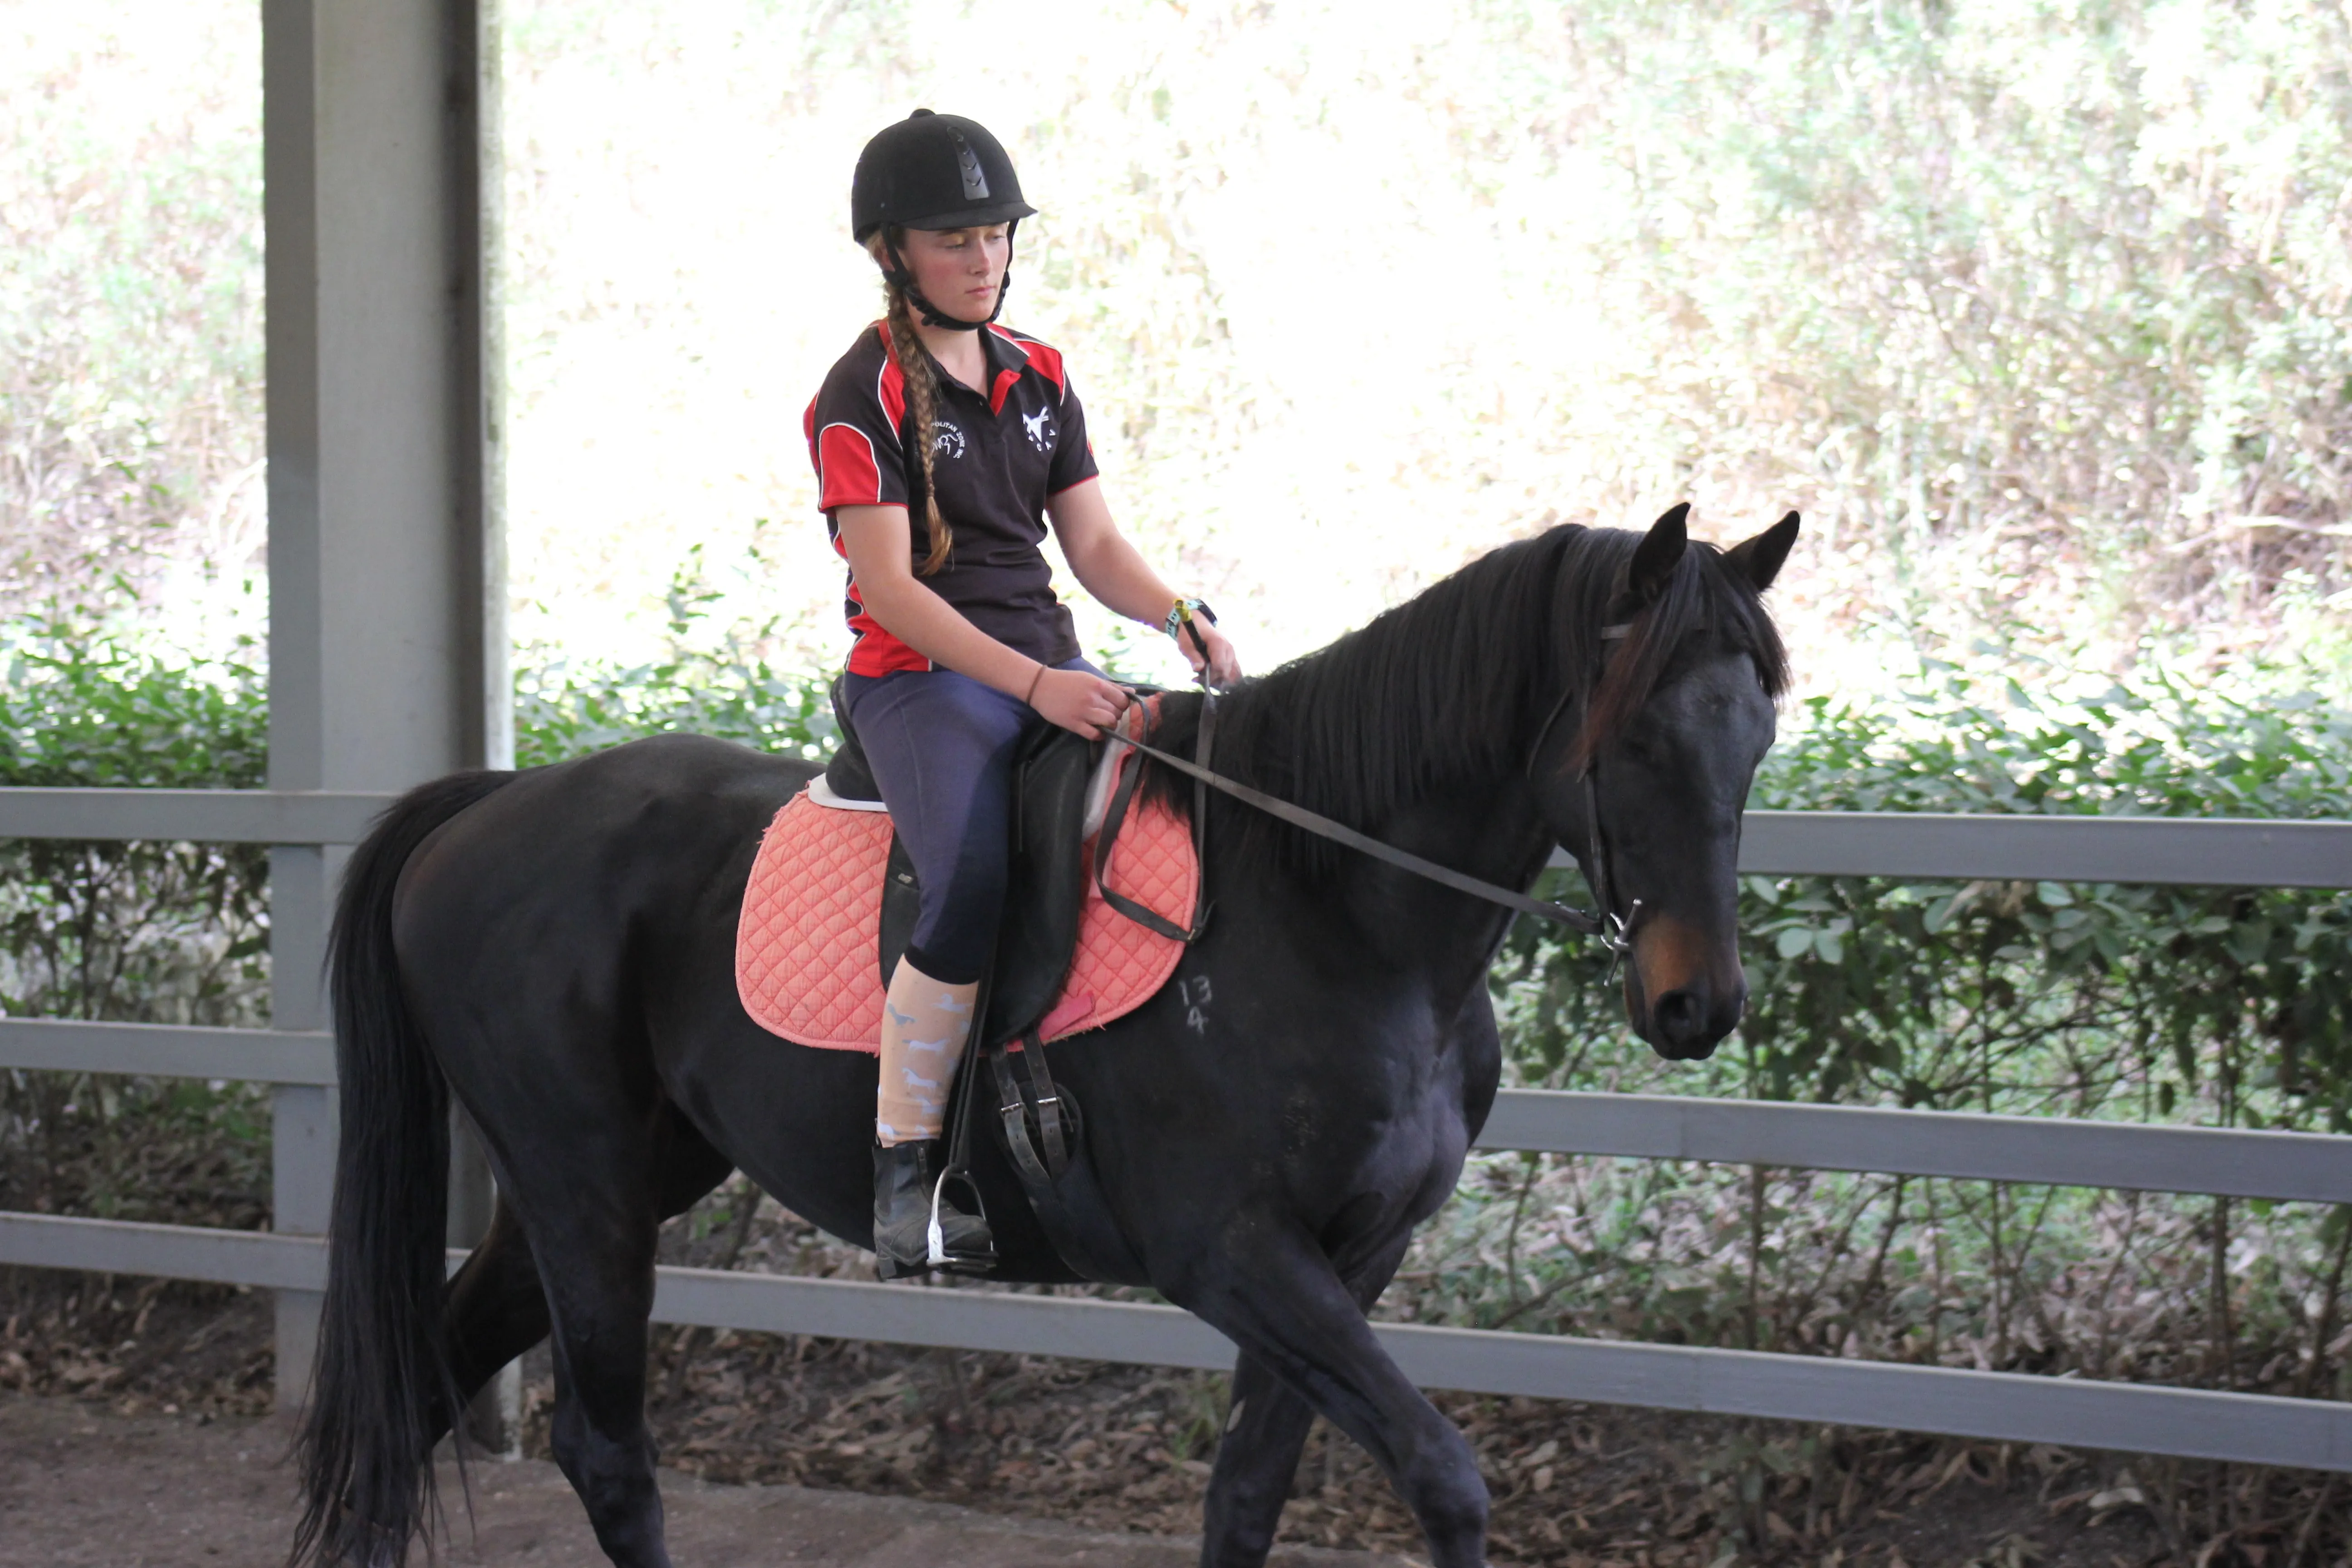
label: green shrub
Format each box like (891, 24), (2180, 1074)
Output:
(0, 623), (269, 1025)
(0, 624), (270, 1225)
(512, 549), (838, 767)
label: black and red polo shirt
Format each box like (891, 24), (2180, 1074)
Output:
(804, 321), (1098, 676)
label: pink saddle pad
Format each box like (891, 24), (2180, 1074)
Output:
(734, 765), (1196, 1052)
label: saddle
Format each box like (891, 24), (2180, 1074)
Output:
(734, 685), (1200, 1285)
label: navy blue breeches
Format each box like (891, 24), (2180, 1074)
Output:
(839, 658), (1100, 985)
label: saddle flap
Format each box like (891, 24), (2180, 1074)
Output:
(982, 724), (1096, 1043)
(877, 832), (922, 986)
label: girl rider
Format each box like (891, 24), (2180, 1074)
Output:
(805, 110), (1242, 1276)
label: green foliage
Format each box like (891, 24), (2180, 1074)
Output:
(1434, 650), (2352, 1397)
(1497, 658), (2352, 1130)
(512, 549), (838, 767)
(0, 623), (271, 1225)
(514, 652), (837, 768)
(0, 623), (269, 1024)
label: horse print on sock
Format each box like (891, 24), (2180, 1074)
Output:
(292, 505), (1798, 1568)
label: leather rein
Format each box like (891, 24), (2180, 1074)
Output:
(1096, 621), (1641, 954)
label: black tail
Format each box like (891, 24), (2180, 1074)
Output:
(291, 769), (516, 1568)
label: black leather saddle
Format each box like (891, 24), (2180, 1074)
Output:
(824, 680), (1152, 1287)
(823, 682), (1096, 1054)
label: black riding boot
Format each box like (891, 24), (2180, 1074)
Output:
(873, 1138), (993, 1277)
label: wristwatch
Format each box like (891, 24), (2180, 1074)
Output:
(1162, 597), (1216, 640)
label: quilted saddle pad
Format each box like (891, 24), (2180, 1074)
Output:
(734, 764), (1197, 1052)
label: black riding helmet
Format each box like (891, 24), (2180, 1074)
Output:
(852, 109), (1036, 331)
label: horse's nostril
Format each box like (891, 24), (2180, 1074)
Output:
(1656, 989), (1704, 1038)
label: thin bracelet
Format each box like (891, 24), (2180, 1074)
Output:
(1162, 596), (1215, 640)
(1022, 662), (1048, 706)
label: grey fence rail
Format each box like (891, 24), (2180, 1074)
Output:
(4, 787), (2350, 885)
(3, 786), (2351, 1473)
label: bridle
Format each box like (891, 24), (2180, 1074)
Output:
(1521, 620), (1642, 956)
(1097, 619), (1644, 956)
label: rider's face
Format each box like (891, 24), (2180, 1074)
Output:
(895, 225), (1010, 323)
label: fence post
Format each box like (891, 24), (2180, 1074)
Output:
(263, 0), (501, 1411)
(270, 845), (337, 1411)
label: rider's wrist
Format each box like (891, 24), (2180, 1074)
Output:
(1021, 661), (1047, 706)
(1162, 596), (1215, 640)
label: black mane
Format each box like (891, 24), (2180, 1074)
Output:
(1142, 522), (1788, 878)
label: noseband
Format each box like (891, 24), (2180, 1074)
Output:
(1100, 620), (1640, 953)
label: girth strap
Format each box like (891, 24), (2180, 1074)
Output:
(989, 1029), (1070, 1186)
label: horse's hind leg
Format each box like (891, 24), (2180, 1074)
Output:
(456, 1103), (728, 1568)
(530, 1212), (669, 1566)
(1178, 1229), (1487, 1568)
(443, 1115), (731, 1422)
(1199, 1233), (1416, 1568)
(444, 1197), (551, 1422)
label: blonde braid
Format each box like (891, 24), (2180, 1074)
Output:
(872, 235), (953, 577)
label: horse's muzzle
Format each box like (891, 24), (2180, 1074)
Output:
(1622, 916), (1746, 1060)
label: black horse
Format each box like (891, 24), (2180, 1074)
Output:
(293, 505), (1796, 1568)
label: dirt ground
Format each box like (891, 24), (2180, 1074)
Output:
(0, 1393), (1411, 1567)
(1, 1269), (2341, 1567)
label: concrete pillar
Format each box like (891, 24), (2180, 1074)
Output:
(265, 0), (506, 1413)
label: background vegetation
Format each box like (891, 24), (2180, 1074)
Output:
(10, 0), (2350, 676)
(484, 0), (2352, 679)
(0, 6), (264, 644)
(6, 0), (2352, 1560)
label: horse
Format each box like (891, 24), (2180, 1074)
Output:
(292, 504), (1797, 1568)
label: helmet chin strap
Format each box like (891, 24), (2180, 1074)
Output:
(885, 223), (1016, 332)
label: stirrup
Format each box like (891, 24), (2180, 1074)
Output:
(926, 1167), (995, 1272)
(874, 1143), (993, 1280)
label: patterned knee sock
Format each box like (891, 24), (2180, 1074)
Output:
(875, 956), (979, 1147)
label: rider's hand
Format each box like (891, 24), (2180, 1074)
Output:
(1179, 619), (1243, 689)
(1028, 666), (1132, 739)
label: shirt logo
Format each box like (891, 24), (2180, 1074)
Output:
(931, 420), (966, 459)
(1021, 407), (1054, 453)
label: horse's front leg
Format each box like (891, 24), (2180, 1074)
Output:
(1177, 1225), (1487, 1568)
(1200, 1229), (1415, 1567)
(1200, 1350), (1318, 1567)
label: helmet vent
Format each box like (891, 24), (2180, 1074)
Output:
(953, 134), (991, 201)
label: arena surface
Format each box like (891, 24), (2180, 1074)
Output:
(0, 1394), (1409, 1568)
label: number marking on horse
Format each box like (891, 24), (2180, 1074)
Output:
(1177, 975), (1213, 1034)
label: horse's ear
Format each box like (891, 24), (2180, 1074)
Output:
(1625, 502), (1690, 609)
(1725, 510), (1800, 593)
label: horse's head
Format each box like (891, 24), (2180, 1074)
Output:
(1531, 505), (1798, 1060)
